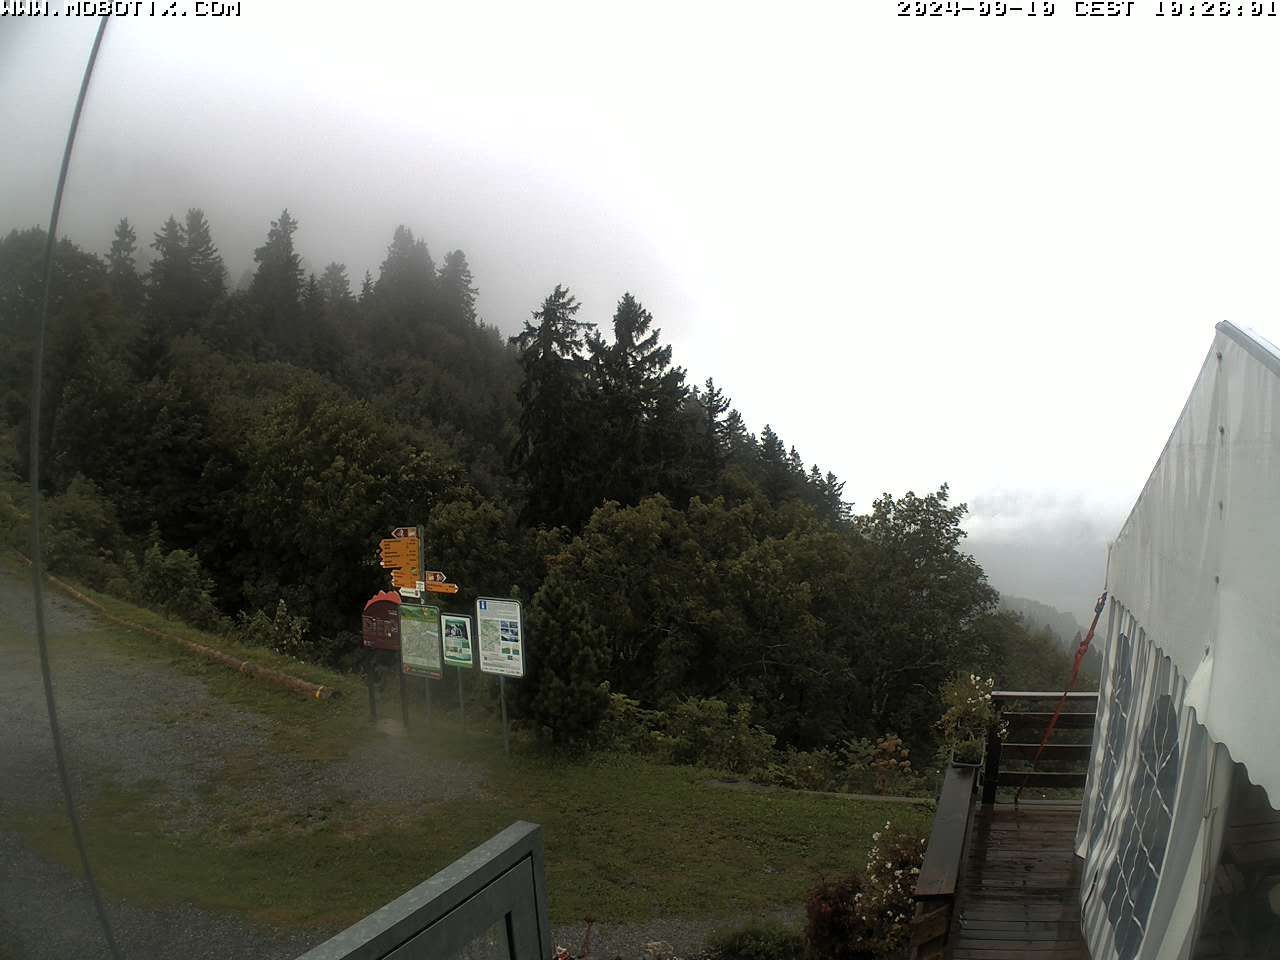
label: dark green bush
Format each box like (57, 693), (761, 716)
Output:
(42, 476), (131, 587)
(135, 539), (224, 629)
(235, 599), (310, 658)
(519, 570), (612, 746)
(708, 924), (807, 960)
(595, 692), (669, 755)
(804, 822), (926, 960)
(765, 746), (844, 791)
(805, 875), (875, 960)
(665, 697), (776, 774)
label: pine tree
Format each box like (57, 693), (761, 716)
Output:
(586, 292), (688, 506)
(319, 262), (351, 305)
(519, 569), (611, 745)
(302, 273), (323, 323)
(107, 217), (144, 314)
(183, 208), (225, 314)
(375, 225), (435, 309)
(510, 285), (595, 527)
(758, 424), (795, 503)
(147, 214), (188, 320)
(438, 249), (477, 327)
(250, 209), (304, 341)
(359, 270), (374, 303)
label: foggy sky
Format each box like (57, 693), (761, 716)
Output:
(6, 6), (1279, 626)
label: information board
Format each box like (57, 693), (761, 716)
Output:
(476, 598), (524, 678)
(441, 613), (474, 668)
(400, 602), (443, 679)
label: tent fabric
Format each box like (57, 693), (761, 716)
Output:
(1104, 322), (1280, 802)
(1075, 602), (1231, 960)
(1077, 322), (1279, 960)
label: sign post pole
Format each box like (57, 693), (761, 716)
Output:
(399, 667), (409, 730)
(366, 655), (378, 724)
(424, 675), (432, 725)
(499, 676), (509, 756)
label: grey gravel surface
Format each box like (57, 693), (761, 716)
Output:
(0, 570), (478, 959)
(551, 908), (804, 960)
(0, 832), (320, 960)
(0, 568), (790, 960)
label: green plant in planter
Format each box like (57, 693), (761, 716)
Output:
(950, 735), (985, 766)
(937, 673), (1004, 767)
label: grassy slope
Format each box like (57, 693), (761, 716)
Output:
(2, 553), (931, 932)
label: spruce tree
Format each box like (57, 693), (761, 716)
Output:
(107, 217), (144, 314)
(438, 249), (477, 327)
(519, 569), (611, 745)
(375, 225), (435, 309)
(250, 209), (304, 341)
(510, 285), (594, 527)
(184, 207), (225, 314)
(147, 214), (188, 320)
(586, 292), (688, 506)
(319, 262), (352, 305)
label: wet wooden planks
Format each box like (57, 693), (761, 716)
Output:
(949, 802), (1088, 960)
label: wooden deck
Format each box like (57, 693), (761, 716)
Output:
(949, 801), (1087, 959)
(910, 692), (1097, 960)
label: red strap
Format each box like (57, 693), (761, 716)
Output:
(1012, 590), (1108, 804)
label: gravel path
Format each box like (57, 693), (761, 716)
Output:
(0, 832), (316, 960)
(0, 569), (483, 959)
(0, 568), (788, 960)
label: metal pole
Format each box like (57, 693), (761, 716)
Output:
(499, 675), (510, 756)
(425, 675), (432, 724)
(457, 667), (466, 728)
(399, 667), (409, 730)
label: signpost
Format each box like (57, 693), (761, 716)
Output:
(361, 591), (403, 724)
(442, 613), (474, 726)
(401, 603), (444, 679)
(401, 601), (443, 724)
(477, 598), (524, 755)
(366, 525), (518, 748)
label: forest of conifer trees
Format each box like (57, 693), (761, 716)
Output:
(0, 209), (1074, 752)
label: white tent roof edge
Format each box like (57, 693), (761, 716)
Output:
(1107, 320), (1280, 807)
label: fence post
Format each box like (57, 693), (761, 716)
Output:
(982, 705), (1002, 805)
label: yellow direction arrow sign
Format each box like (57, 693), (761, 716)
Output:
(424, 582), (459, 595)
(390, 527), (417, 539)
(380, 539), (418, 568)
(390, 569), (419, 588)
(424, 570), (447, 583)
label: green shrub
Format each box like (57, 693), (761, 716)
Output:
(804, 821), (925, 959)
(134, 534), (224, 629)
(937, 673), (1004, 765)
(868, 734), (912, 793)
(41, 476), (129, 585)
(519, 570), (612, 747)
(236, 600), (310, 658)
(708, 923), (807, 960)
(595, 692), (669, 755)
(857, 821), (926, 956)
(766, 746), (844, 791)
(805, 875), (875, 960)
(665, 697), (775, 774)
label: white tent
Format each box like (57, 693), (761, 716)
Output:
(1075, 321), (1280, 960)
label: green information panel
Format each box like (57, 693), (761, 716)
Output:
(401, 602), (443, 679)
(442, 613), (474, 668)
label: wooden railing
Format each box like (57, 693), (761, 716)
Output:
(909, 764), (978, 960)
(908, 690), (1098, 959)
(981, 690), (1097, 804)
